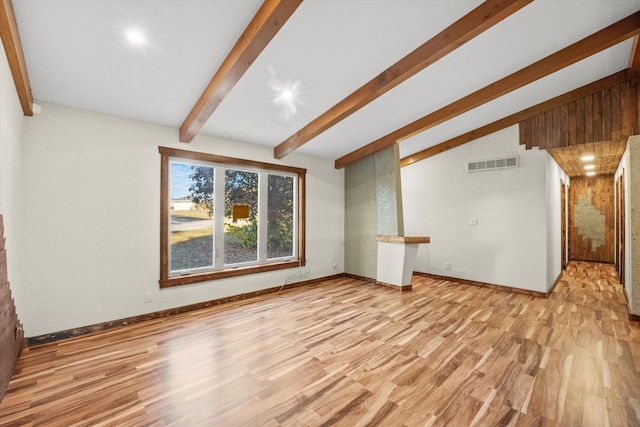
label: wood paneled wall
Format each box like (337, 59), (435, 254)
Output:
(569, 176), (615, 263)
(0, 215), (23, 402)
(519, 79), (640, 151)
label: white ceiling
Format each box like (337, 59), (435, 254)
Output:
(11, 0), (640, 164)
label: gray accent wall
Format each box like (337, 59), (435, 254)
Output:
(345, 155), (378, 280)
(345, 146), (404, 280)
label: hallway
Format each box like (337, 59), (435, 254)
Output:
(529, 261), (640, 426)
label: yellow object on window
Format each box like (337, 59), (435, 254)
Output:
(232, 204), (250, 220)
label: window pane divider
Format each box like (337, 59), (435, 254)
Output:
(258, 173), (268, 263)
(213, 167), (225, 269)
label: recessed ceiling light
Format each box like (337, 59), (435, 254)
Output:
(581, 154), (595, 162)
(584, 164), (595, 170)
(125, 29), (146, 45)
(586, 171), (596, 177)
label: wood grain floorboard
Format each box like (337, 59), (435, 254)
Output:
(1, 261), (640, 426)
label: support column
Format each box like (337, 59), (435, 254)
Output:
(374, 146), (429, 290)
(375, 145), (404, 236)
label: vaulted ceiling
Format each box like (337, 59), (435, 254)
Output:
(4, 0), (640, 175)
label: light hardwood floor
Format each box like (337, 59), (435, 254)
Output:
(1, 262), (639, 426)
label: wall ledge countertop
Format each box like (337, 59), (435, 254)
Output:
(375, 235), (430, 244)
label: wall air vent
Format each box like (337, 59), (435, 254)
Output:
(467, 155), (518, 173)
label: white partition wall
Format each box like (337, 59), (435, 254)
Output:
(402, 126), (566, 293)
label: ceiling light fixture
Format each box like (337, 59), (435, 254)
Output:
(584, 164), (595, 170)
(279, 88), (294, 103)
(125, 29), (146, 45)
(581, 154), (595, 162)
(272, 81), (301, 121)
(586, 171), (596, 177)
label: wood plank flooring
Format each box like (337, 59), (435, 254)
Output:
(1, 262), (640, 426)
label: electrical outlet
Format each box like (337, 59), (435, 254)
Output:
(332, 262), (338, 269)
(145, 291), (153, 303)
(445, 262), (452, 270)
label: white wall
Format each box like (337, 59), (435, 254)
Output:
(0, 40), (26, 313)
(20, 103), (344, 336)
(545, 154), (569, 290)
(402, 125), (561, 293)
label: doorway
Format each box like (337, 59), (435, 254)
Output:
(561, 180), (568, 270)
(616, 170), (625, 284)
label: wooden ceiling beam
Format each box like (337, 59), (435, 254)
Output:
(399, 70), (629, 167)
(335, 11), (640, 169)
(179, 0), (302, 143)
(273, 0), (532, 159)
(628, 35), (640, 78)
(0, 0), (33, 116)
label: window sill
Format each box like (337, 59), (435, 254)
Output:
(159, 259), (305, 288)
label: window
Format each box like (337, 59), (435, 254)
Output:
(159, 147), (306, 288)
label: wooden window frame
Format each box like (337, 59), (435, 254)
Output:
(159, 146), (306, 288)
